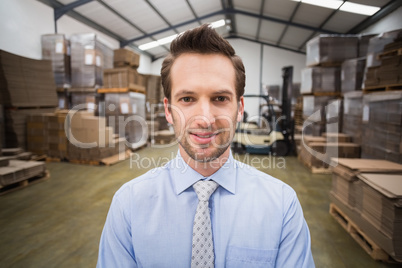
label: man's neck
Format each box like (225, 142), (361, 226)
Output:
(179, 147), (231, 177)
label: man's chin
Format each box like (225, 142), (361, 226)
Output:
(186, 145), (230, 163)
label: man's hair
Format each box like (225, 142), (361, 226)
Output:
(161, 24), (245, 101)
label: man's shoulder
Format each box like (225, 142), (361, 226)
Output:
(114, 163), (171, 199)
(234, 159), (295, 193)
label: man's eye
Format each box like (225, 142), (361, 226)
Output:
(216, 96), (228, 102)
(181, 97), (192, 102)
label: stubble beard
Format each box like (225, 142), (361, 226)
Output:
(172, 112), (238, 163)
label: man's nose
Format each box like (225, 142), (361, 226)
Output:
(195, 100), (216, 127)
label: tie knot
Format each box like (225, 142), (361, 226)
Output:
(192, 180), (219, 201)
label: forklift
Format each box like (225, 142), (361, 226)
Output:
(231, 66), (295, 156)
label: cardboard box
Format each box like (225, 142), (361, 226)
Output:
(301, 67), (340, 94)
(103, 67), (143, 88)
(306, 35), (359, 67)
(113, 48), (140, 68)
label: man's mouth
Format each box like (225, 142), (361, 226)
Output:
(189, 131), (219, 144)
(193, 133), (216, 138)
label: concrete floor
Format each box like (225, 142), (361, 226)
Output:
(0, 144), (400, 268)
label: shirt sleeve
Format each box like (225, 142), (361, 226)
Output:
(97, 194), (137, 268)
(275, 187), (315, 268)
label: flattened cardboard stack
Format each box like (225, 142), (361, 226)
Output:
(306, 35), (359, 67)
(6, 108), (55, 149)
(358, 34), (377, 58)
(298, 133), (360, 172)
(41, 34), (71, 87)
(363, 29), (402, 89)
(301, 67), (340, 95)
(325, 99), (343, 134)
(377, 38), (402, 86)
(343, 91), (363, 145)
(103, 92), (146, 148)
(0, 50), (58, 108)
(0, 160), (47, 188)
(300, 35), (360, 137)
(26, 114), (50, 156)
(70, 33), (113, 88)
(67, 111), (125, 161)
(361, 91), (402, 164)
(301, 95), (337, 136)
(142, 74), (164, 120)
(330, 158), (402, 262)
(70, 91), (98, 111)
(0, 50), (58, 149)
(47, 111), (68, 159)
(341, 58), (366, 94)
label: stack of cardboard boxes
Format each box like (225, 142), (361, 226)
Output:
(330, 158), (402, 262)
(101, 49), (147, 149)
(298, 133), (360, 172)
(361, 91), (402, 164)
(41, 34), (71, 88)
(0, 159), (47, 191)
(69, 33), (113, 111)
(67, 111), (125, 162)
(363, 30), (401, 89)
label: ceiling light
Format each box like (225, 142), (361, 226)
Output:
(157, 34), (178, 45)
(138, 41), (159, 50)
(138, 19), (227, 51)
(340, 2), (380, 16)
(210, 19), (226, 28)
(291, 0), (380, 15)
(291, 0), (343, 10)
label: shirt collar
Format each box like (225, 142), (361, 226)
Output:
(171, 150), (237, 195)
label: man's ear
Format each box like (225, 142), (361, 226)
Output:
(237, 96), (244, 122)
(164, 97), (173, 124)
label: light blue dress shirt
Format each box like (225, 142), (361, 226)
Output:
(97, 151), (315, 267)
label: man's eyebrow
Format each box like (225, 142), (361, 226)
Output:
(212, 90), (234, 96)
(173, 90), (196, 98)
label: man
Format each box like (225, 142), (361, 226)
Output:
(97, 24), (315, 267)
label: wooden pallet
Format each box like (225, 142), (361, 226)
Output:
(378, 48), (402, 60)
(363, 84), (402, 92)
(329, 203), (393, 262)
(0, 171), (50, 196)
(302, 92), (341, 97)
(46, 150), (131, 166)
(98, 85), (145, 94)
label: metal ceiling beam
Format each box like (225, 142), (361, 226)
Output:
(347, 0), (402, 34)
(96, 0), (169, 52)
(54, 0), (94, 20)
(276, 1), (301, 46)
(144, 0), (179, 34)
(228, 8), (339, 34)
(37, 0), (154, 59)
(122, 8), (340, 47)
(256, 0), (266, 40)
(223, 0), (237, 35)
(226, 35), (306, 55)
(297, 1), (345, 50)
(186, 0), (202, 26)
(121, 9), (224, 46)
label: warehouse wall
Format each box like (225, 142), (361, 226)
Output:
(0, 0), (152, 73)
(361, 6), (402, 34)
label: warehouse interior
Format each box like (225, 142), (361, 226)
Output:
(1, 0), (402, 267)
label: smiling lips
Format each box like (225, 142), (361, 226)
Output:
(189, 131), (219, 144)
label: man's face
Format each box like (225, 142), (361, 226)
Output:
(164, 53), (244, 163)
